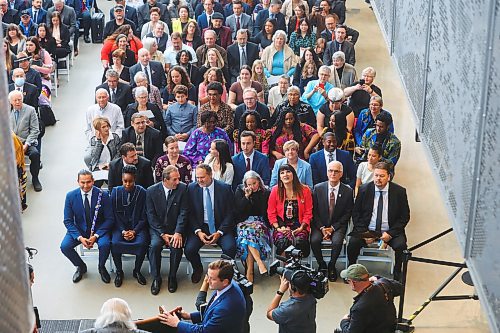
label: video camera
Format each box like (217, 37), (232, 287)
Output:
(269, 246), (329, 299)
(221, 254), (253, 296)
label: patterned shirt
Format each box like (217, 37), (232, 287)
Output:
(197, 102), (234, 136)
(183, 127), (233, 165)
(360, 129), (401, 167)
(354, 108), (394, 145)
(288, 32), (317, 56)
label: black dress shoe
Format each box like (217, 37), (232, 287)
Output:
(84, 35), (91, 43)
(151, 279), (162, 295)
(98, 266), (111, 283)
(191, 267), (203, 283)
(72, 265), (87, 283)
(114, 270), (124, 287)
(168, 276), (178, 293)
(133, 270), (147, 285)
(32, 177), (43, 192)
(328, 264), (338, 282)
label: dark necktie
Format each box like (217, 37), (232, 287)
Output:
(328, 152), (334, 163)
(270, 13), (275, 20)
(329, 189), (335, 218)
(33, 10), (38, 23)
(338, 42), (342, 52)
(236, 16), (240, 30)
(241, 47), (247, 67)
(14, 110), (19, 123)
(136, 134), (144, 155)
(110, 89), (116, 103)
(144, 66), (151, 84)
(246, 157), (250, 171)
(84, 193), (92, 231)
(375, 191), (384, 232)
(205, 188), (216, 234)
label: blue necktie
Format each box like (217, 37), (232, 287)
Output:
(205, 187), (216, 234)
(14, 110), (19, 123)
(270, 13), (275, 19)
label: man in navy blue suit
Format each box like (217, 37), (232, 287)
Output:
(253, 0), (286, 36)
(310, 131), (355, 187)
(27, 0), (47, 24)
(184, 164), (237, 284)
(158, 259), (246, 333)
(232, 130), (270, 190)
(60, 169), (114, 284)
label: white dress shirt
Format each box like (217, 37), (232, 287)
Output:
(324, 149), (337, 170)
(368, 183), (389, 232)
(85, 102), (124, 140)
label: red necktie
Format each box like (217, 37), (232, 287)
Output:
(236, 16), (240, 31)
(246, 158), (250, 171)
(329, 189), (335, 218)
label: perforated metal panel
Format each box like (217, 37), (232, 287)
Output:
(372, 0), (500, 331)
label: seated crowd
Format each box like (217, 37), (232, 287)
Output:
(9, 0), (409, 302)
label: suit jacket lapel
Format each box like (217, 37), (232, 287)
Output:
(166, 186), (175, 213)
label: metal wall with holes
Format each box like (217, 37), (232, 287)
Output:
(372, 0), (500, 331)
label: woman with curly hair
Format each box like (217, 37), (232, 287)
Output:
(181, 20), (202, 51)
(101, 25), (142, 69)
(233, 111), (270, 155)
(176, 49), (200, 86)
(198, 67), (228, 105)
(161, 66), (197, 107)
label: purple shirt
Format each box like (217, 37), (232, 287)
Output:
(183, 127), (232, 165)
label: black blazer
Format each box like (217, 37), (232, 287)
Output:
(323, 39), (355, 66)
(95, 81), (134, 112)
(51, 23), (71, 51)
(120, 126), (163, 166)
(144, 31), (169, 53)
(186, 180), (235, 235)
(352, 182), (410, 238)
(312, 181), (353, 234)
(129, 60), (166, 90)
(8, 82), (39, 109)
(2, 8), (20, 24)
(108, 156), (154, 192)
(253, 10), (286, 36)
(123, 102), (167, 138)
(146, 181), (188, 236)
(233, 102), (271, 130)
(226, 42), (259, 84)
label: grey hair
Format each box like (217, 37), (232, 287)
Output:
(204, 29), (217, 38)
(8, 89), (23, 101)
(236, 28), (249, 37)
(96, 88), (109, 97)
(242, 170), (266, 190)
(242, 87), (258, 97)
(328, 160), (343, 172)
(362, 66), (376, 77)
(318, 65), (331, 74)
(272, 30), (287, 43)
(287, 86), (300, 94)
(134, 71), (148, 83)
(134, 85), (148, 97)
(332, 51), (345, 62)
(370, 95), (383, 106)
(12, 67), (24, 76)
(53, 0), (64, 4)
(94, 298), (136, 330)
(142, 37), (156, 52)
(280, 74), (290, 81)
(105, 68), (119, 79)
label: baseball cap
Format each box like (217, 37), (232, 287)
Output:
(340, 264), (369, 281)
(114, 4), (124, 11)
(328, 87), (344, 102)
(21, 9), (31, 16)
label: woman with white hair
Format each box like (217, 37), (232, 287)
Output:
(124, 86), (166, 137)
(141, 37), (165, 70)
(328, 51), (358, 89)
(300, 65), (334, 114)
(235, 170), (271, 283)
(344, 66), (382, 117)
(81, 298), (148, 333)
(133, 71), (162, 110)
(261, 30), (298, 84)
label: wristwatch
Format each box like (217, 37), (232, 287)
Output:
(276, 290), (285, 296)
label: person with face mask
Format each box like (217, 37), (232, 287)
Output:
(8, 67), (39, 108)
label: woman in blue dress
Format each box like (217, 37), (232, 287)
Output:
(111, 165), (148, 287)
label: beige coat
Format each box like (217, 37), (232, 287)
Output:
(261, 44), (299, 76)
(281, 0), (310, 20)
(328, 63), (358, 89)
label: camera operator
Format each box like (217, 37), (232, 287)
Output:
(337, 264), (402, 333)
(158, 259), (246, 333)
(266, 273), (317, 333)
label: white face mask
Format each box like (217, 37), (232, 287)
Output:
(14, 77), (25, 86)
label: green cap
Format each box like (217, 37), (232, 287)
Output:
(340, 264), (369, 281)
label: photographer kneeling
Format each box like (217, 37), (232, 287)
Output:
(266, 272), (317, 333)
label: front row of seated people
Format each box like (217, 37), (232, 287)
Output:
(61, 157), (409, 295)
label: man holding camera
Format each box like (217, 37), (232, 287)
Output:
(158, 259), (246, 333)
(336, 264), (402, 333)
(266, 273), (317, 333)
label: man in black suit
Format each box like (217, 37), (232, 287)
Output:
(121, 113), (163, 166)
(0, 0), (20, 24)
(136, 0), (170, 33)
(96, 69), (133, 113)
(227, 29), (259, 84)
(253, 0), (286, 36)
(9, 68), (39, 109)
(320, 14), (359, 45)
(103, 4), (136, 40)
(144, 23), (168, 53)
(311, 161), (353, 282)
(184, 164), (236, 284)
(233, 88), (270, 130)
(347, 161), (410, 281)
(323, 24), (355, 66)
(146, 165), (188, 295)
(108, 143), (154, 192)
(129, 48), (167, 90)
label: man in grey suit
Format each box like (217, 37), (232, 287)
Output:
(225, 0), (253, 40)
(311, 161), (353, 281)
(9, 90), (42, 191)
(146, 165), (188, 295)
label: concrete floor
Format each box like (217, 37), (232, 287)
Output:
(21, 0), (490, 332)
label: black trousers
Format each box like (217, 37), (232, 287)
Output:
(310, 227), (345, 266)
(149, 232), (184, 280)
(26, 145), (40, 178)
(347, 233), (407, 279)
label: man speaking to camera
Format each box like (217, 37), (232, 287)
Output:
(266, 273), (317, 333)
(158, 259), (246, 333)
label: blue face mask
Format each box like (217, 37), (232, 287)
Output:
(15, 77), (25, 86)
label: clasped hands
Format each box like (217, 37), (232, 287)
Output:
(365, 231), (392, 244)
(162, 232), (183, 248)
(197, 231), (221, 245)
(321, 226), (334, 240)
(276, 225), (304, 237)
(80, 235), (98, 249)
(158, 305), (190, 328)
(122, 230), (136, 241)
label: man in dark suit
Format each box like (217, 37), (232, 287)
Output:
(159, 260), (246, 333)
(108, 143), (154, 192)
(310, 132), (355, 187)
(109, 0), (138, 30)
(9, 68), (39, 109)
(28, 0), (47, 23)
(1, 0), (20, 24)
(184, 164), (236, 283)
(253, 0), (286, 36)
(136, 0), (170, 33)
(146, 165), (188, 294)
(324, 24), (355, 66)
(144, 23), (168, 52)
(233, 88), (271, 130)
(312, 161), (353, 281)
(347, 161), (410, 281)
(121, 113), (163, 166)
(104, 4), (137, 40)
(196, 0), (221, 31)
(320, 14), (359, 45)
(129, 48), (167, 90)
(232, 130), (270, 190)
(227, 29), (259, 84)
(60, 169), (114, 283)
(96, 69), (133, 113)
(13, 53), (42, 95)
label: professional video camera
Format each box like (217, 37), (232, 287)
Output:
(269, 246), (329, 299)
(221, 254), (253, 296)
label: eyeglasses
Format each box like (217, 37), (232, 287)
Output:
(327, 170), (342, 174)
(134, 121), (147, 125)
